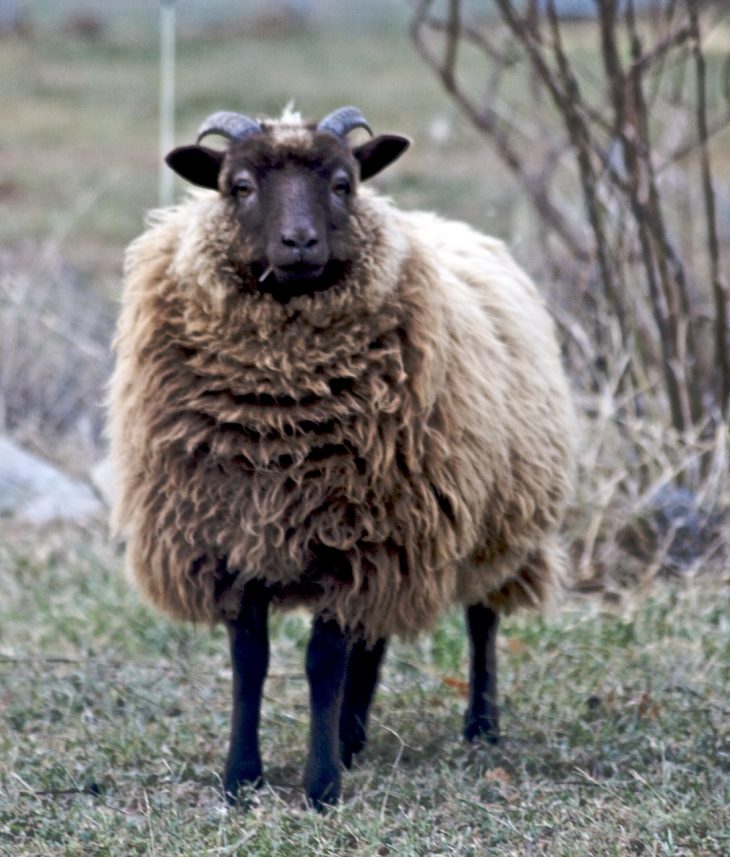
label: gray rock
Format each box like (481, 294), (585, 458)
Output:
(90, 455), (116, 510)
(649, 484), (722, 570)
(619, 482), (724, 573)
(0, 436), (102, 524)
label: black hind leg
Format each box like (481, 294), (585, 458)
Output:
(464, 603), (500, 744)
(339, 637), (388, 768)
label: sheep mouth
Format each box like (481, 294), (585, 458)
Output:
(256, 260), (351, 301)
(272, 262), (327, 283)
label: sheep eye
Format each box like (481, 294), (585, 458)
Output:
(233, 179), (255, 198)
(332, 177), (351, 197)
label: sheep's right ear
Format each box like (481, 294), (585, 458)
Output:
(165, 145), (225, 190)
(353, 135), (410, 181)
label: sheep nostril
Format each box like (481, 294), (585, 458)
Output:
(281, 230), (319, 250)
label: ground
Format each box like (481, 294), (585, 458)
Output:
(1, 528), (728, 856)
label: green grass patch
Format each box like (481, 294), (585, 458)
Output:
(1, 528), (728, 855)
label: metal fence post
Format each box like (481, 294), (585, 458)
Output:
(159, 0), (176, 208)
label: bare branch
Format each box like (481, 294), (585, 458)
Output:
(442, 0), (460, 89)
(411, 1), (591, 261)
(687, 0), (730, 416)
(411, 0), (730, 436)
(626, 0), (696, 431)
(419, 13), (514, 65)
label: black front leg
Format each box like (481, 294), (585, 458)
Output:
(304, 617), (351, 810)
(340, 637), (388, 769)
(464, 603), (500, 744)
(223, 579), (270, 804)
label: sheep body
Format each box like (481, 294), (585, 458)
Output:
(110, 183), (573, 642)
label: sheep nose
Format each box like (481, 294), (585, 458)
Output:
(281, 227), (319, 251)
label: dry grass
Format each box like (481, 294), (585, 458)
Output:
(0, 247), (113, 470)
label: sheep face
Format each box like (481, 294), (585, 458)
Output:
(222, 133), (359, 292)
(165, 108), (410, 299)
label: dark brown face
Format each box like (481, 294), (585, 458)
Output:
(165, 120), (410, 299)
(221, 135), (359, 294)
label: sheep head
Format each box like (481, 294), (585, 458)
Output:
(165, 106), (410, 298)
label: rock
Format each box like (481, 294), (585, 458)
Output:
(0, 436), (102, 524)
(90, 455), (116, 510)
(649, 484), (722, 570)
(618, 483), (723, 572)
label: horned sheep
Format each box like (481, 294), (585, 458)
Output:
(108, 105), (575, 809)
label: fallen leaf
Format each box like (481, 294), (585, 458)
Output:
(506, 637), (529, 655)
(636, 692), (661, 720)
(484, 767), (512, 785)
(442, 676), (470, 698)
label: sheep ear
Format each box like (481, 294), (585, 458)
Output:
(165, 145), (224, 190)
(353, 135), (410, 181)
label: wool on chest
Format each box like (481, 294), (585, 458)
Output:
(154, 302), (424, 584)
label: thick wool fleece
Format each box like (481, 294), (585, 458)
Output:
(109, 186), (574, 641)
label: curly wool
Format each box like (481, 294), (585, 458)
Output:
(109, 184), (574, 641)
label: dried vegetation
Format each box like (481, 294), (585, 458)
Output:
(413, 0), (730, 593)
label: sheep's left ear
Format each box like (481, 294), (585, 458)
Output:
(353, 135), (410, 181)
(165, 145), (225, 190)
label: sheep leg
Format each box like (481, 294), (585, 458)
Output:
(223, 580), (270, 804)
(304, 617), (351, 810)
(464, 603), (500, 744)
(339, 637), (388, 768)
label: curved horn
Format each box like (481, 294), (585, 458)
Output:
(317, 106), (373, 138)
(196, 111), (262, 144)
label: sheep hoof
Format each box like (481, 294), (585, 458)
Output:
(222, 765), (264, 807)
(340, 738), (364, 770)
(340, 723), (366, 769)
(464, 714), (500, 745)
(304, 766), (341, 812)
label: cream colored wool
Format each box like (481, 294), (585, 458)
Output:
(109, 146), (575, 641)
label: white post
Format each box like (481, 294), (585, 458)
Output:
(159, 0), (176, 208)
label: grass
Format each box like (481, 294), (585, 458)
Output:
(1, 527), (728, 856)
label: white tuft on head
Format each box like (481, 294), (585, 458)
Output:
(280, 101), (303, 125)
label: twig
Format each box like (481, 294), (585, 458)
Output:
(0, 654), (175, 671)
(629, 23), (692, 78)
(630, 0), (699, 431)
(421, 14), (514, 65)
(0, 655), (84, 665)
(377, 721), (407, 823)
(687, 0), (729, 417)
(411, 0), (730, 442)
(544, 0), (629, 342)
(660, 112), (730, 169)
(410, 0), (591, 261)
(442, 0), (460, 89)
(17, 784), (101, 798)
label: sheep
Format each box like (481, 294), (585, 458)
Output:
(108, 105), (575, 810)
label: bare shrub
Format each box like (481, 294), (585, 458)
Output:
(411, 0), (730, 586)
(0, 246), (114, 470)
